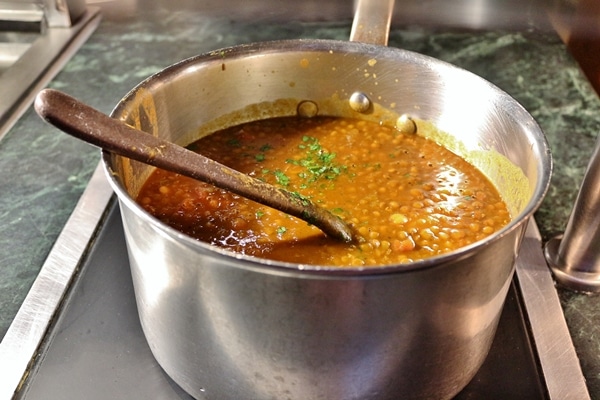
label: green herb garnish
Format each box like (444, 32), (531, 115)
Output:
(289, 191), (311, 206)
(287, 136), (346, 184)
(227, 138), (241, 147)
(255, 153), (266, 162)
(273, 170), (290, 186)
(254, 144), (273, 162)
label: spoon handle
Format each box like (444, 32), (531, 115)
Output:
(34, 88), (354, 243)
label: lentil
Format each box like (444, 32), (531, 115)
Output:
(137, 116), (510, 266)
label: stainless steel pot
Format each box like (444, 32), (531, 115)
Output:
(103, 1), (551, 399)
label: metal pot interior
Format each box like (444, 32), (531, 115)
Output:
(104, 38), (552, 271)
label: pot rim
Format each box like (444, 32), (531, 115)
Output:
(103, 38), (553, 277)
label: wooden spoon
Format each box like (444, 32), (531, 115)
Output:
(34, 88), (355, 243)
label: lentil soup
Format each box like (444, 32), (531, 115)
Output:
(136, 116), (510, 266)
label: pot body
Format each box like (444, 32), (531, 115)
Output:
(105, 40), (551, 400)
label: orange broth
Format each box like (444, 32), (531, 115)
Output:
(137, 116), (510, 266)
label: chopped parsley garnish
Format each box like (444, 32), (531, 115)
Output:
(273, 170), (290, 186)
(254, 144), (273, 162)
(227, 138), (241, 147)
(287, 136), (346, 183)
(289, 191), (311, 206)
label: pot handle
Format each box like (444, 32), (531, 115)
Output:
(350, 0), (395, 46)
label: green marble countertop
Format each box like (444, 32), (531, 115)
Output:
(1, 2), (600, 397)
